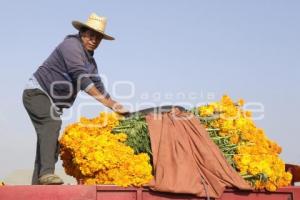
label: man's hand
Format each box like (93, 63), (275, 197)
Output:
(112, 103), (129, 115)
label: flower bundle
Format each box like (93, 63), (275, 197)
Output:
(194, 95), (292, 191)
(59, 112), (153, 187)
(59, 95), (292, 191)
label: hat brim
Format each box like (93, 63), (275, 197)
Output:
(72, 21), (115, 40)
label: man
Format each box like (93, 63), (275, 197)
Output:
(23, 13), (129, 185)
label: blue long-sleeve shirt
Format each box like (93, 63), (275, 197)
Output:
(34, 34), (110, 109)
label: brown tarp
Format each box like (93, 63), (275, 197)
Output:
(146, 108), (252, 198)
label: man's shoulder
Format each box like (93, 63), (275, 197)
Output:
(58, 34), (83, 51)
(64, 34), (80, 42)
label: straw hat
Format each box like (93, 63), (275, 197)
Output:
(72, 13), (115, 40)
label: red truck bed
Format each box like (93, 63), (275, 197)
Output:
(0, 185), (299, 200)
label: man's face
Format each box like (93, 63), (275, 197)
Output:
(81, 29), (103, 51)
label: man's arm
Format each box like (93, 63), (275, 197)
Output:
(86, 85), (129, 114)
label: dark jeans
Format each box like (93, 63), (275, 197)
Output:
(22, 89), (62, 185)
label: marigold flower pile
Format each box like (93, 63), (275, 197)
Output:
(59, 95), (292, 191)
(195, 95), (292, 191)
(59, 112), (153, 187)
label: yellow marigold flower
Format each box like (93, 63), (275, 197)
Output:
(283, 172), (293, 182)
(199, 105), (214, 116)
(230, 134), (239, 144)
(248, 165), (260, 175)
(244, 111), (252, 118)
(265, 181), (277, 192)
(221, 95), (234, 106)
(254, 180), (265, 190)
(238, 98), (245, 106)
(221, 120), (234, 133)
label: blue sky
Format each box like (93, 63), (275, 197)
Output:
(0, 0), (299, 180)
